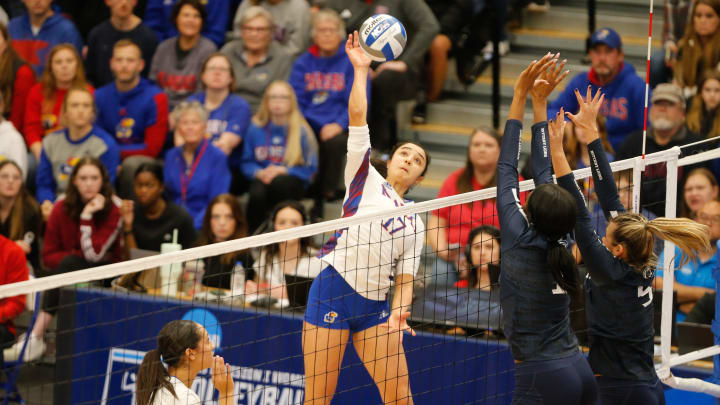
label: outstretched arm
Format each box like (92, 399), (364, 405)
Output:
(566, 86), (625, 218)
(498, 54), (556, 244)
(530, 57), (568, 185)
(347, 31), (371, 127)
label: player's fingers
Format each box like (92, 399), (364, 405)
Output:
(573, 88), (584, 106)
(597, 93), (606, 110)
(556, 69), (569, 85)
(353, 30), (360, 48)
(586, 85), (592, 104)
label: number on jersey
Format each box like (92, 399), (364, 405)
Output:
(638, 286), (653, 307)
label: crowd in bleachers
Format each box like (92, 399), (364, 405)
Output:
(1, 0), (720, 362)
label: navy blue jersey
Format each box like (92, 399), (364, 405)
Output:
(556, 139), (656, 382)
(498, 119), (579, 362)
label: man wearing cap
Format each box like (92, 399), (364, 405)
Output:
(548, 27), (648, 151)
(616, 83), (705, 217)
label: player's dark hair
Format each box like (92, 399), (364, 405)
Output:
(136, 320), (202, 405)
(389, 141), (431, 176)
(134, 162), (165, 185)
(171, 0), (207, 32)
(526, 184), (579, 294)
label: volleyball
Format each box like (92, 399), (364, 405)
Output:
(358, 14), (407, 62)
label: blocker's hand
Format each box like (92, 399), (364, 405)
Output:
(566, 86), (605, 145)
(514, 53), (556, 96)
(548, 107), (567, 152)
(530, 55), (568, 101)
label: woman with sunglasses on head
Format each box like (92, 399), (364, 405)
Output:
(549, 87), (710, 404)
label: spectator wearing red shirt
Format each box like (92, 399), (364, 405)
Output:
(0, 234), (29, 366)
(4, 156), (125, 363)
(23, 44), (93, 163)
(427, 127), (524, 286)
(0, 23), (35, 136)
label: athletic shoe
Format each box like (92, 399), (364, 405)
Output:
(4, 333), (46, 362)
(481, 40), (510, 57)
(412, 102), (427, 125)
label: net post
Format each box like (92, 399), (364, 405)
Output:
(659, 147), (681, 369)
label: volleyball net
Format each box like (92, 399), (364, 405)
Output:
(1, 139), (720, 404)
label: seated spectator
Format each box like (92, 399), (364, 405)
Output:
(681, 168), (719, 218)
(145, 0), (229, 48)
(5, 157), (125, 362)
(289, 9), (364, 206)
(121, 162), (196, 252)
(685, 291), (715, 324)
(563, 116), (614, 170)
(0, 23), (34, 135)
(417, 0), (473, 117)
(85, 0), (159, 87)
(0, 160), (41, 272)
(616, 83), (705, 217)
(0, 234), (28, 365)
(8, 0), (82, 76)
(649, 0), (693, 88)
(36, 88), (120, 219)
(252, 200), (322, 308)
(0, 91), (27, 180)
(187, 53), (251, 192)
(323, 0), (440, 152)
(656, 199), (720, 321)
(548, 27), (647, 151)
(221, 6), (293, 112)
(95, 40), (168, 199)
(164, 101), (230, 229)
(24, 44), (94, 163)
(194, 193), (253, 290)
(427, 127), (522, 286)
(149, 0), (217, 109)
(233, 0), (310, 58)
(674, 0), (720, 99)
(455, 225), (500, 290)
(686, 70), (720, 138)
(240, 81), (318, 232)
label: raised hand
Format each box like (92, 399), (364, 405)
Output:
(211, 355), (234, 396)
(548, 107), (567, 151)
(530, 56), (568, 101)
(346, 31), (372, 69)
(514, 53), (557, 96)
(565, 85), (605, 145)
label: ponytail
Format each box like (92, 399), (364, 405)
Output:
(135, 320), (202, 405)
(646, 217), (710, 267)
(136, 349), (174, 405)
(547, 240), (579, 295)
(611, 213), (710, 273)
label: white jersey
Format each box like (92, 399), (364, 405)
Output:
(151, 376), (201, 405)
(256, 248), (324, 286)
(319, 125), (425, 301)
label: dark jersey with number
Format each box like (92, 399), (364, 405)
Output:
(556, 139), (657, 382)
(498, 119), (579, 362)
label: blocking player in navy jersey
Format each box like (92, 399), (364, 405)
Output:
(498, 53), (598, 405)
(302, 32), (429, 405)
(549, 86), (710, 405)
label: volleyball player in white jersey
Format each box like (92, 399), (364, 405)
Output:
(302, 32), (429, 405)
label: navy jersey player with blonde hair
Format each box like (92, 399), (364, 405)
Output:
(498, 53), (599, 404)
(302, 31), (429, 405)
(549, 87), (710, 405)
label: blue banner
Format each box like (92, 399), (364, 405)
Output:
(66, 289), (516, 404)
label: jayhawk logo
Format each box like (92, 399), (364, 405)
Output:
(59, 156), (81, 181)
(116, 117), (135, 140)
(597, 29), (609, 40)
(312, 91), (329, 105)
(323, 311), (338, 324)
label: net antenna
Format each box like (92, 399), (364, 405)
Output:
(657, 142), (720, 396)
(640, 0), (653, 164)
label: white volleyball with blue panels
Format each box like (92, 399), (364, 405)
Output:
(359, 14), (407, 62)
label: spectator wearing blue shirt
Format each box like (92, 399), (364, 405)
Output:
(657, 199), (720, 321)
(290, 9), (367, 205)
(240, 80), (317, 232)
(144, 0), (228, 48)
(36, 88), (120, 213)
(187, 53), (251, 194)
(164, 101), (230, 229)
(548, 28), (647, 151)
(8, 0), (83, 77)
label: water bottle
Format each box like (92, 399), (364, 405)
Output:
(231, 261), (246, 298)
